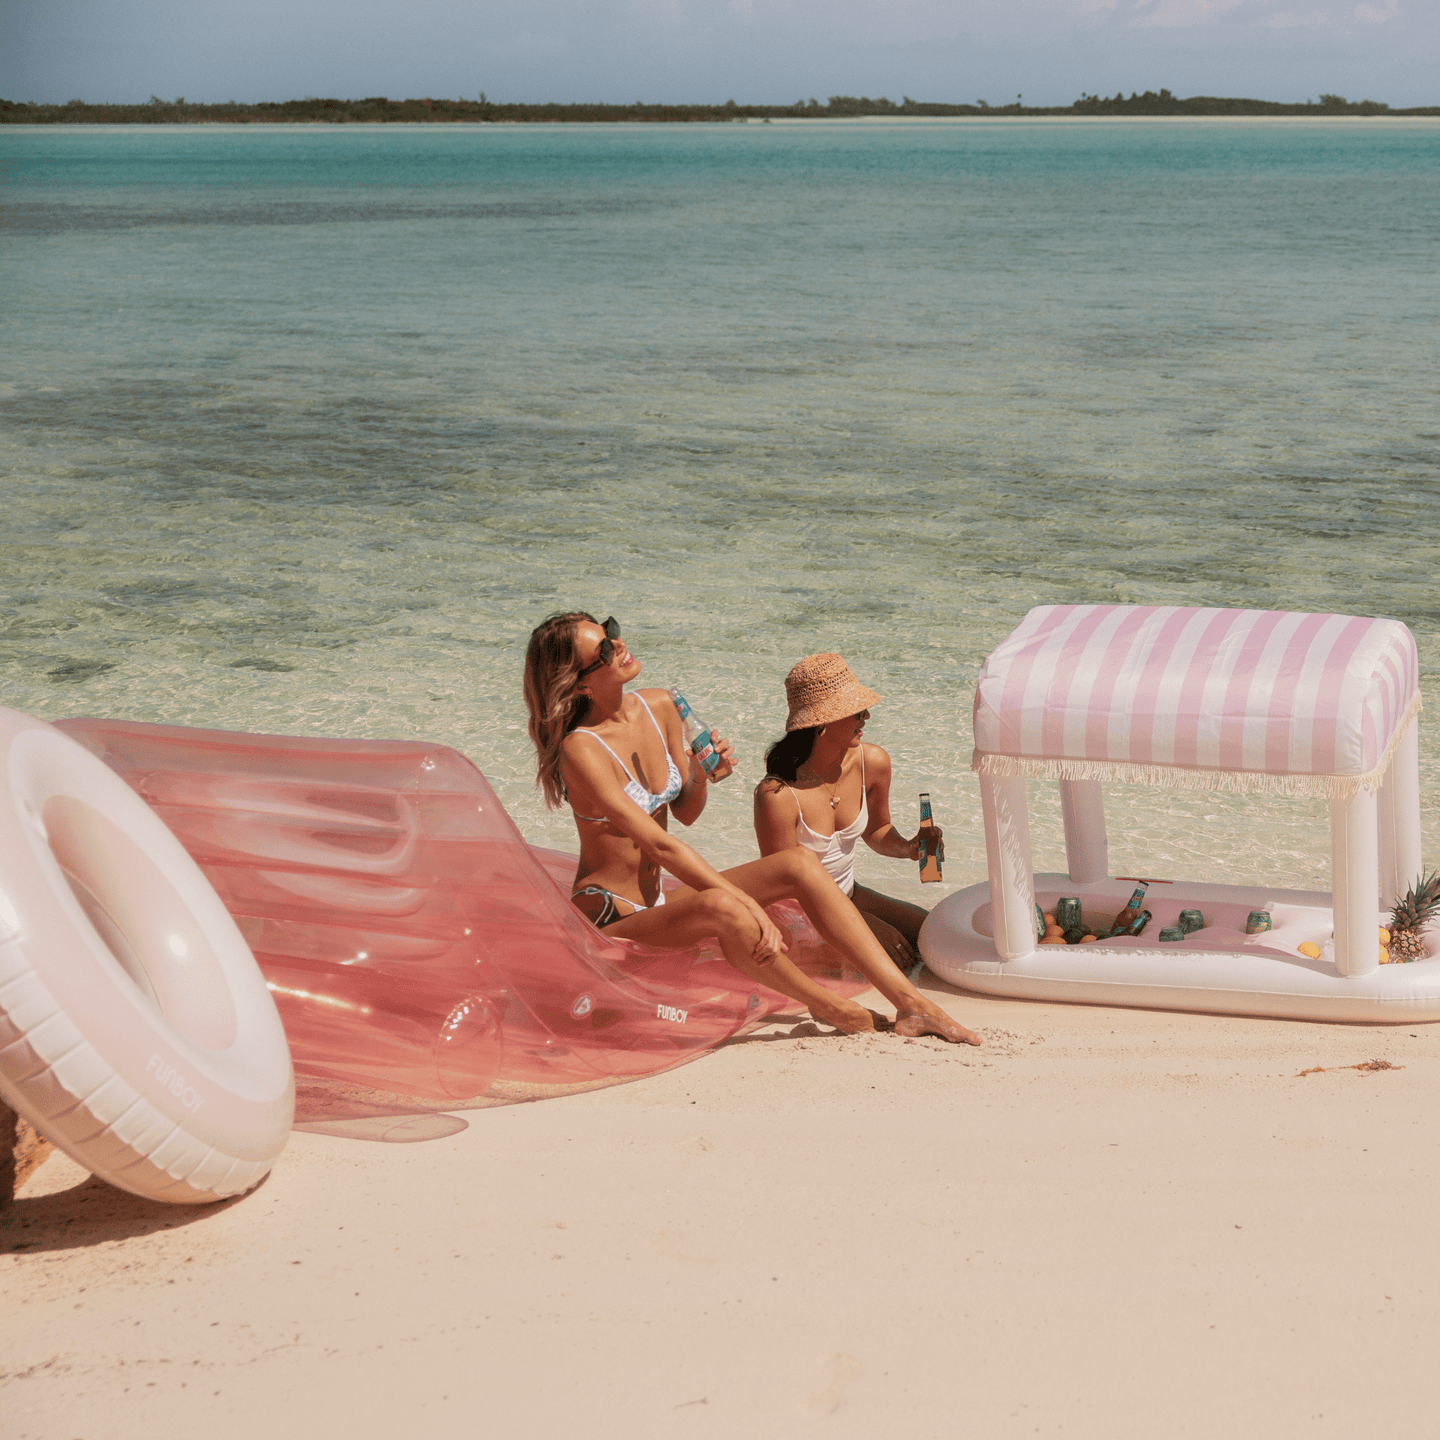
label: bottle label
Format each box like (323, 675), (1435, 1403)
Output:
(671, 690), (694, 722)
(917, 794), (941, 881)
(692, 729), (720, 773)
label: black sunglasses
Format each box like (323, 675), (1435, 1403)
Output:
(576, 616), (622, 679)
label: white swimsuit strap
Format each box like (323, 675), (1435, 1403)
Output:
(573, 727), (638, 785)
(637, 695), (669, 748)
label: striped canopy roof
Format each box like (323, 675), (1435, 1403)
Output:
(972, 605), (1421, 797)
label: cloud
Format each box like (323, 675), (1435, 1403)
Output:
(1125, 0), (1414, 28)
(2, 0), (1437, 106)
(1130, 0), (1248, 27)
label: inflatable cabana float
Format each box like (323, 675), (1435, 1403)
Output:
(920, 605), (1434, 1022)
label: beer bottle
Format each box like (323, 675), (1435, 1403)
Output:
(1109, 881), (1149, 935)
(918, 793), (943, 884)
(668, 689), (722, 776)
(1117, 909), (1152, 938)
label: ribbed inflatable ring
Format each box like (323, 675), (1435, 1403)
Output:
(0, 707), (293, 1204)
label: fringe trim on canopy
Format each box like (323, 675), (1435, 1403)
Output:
(971, 693), (1422, 801)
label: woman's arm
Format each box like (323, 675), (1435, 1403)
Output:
(638, 690), (735, 829)
(753, 777), (802, 857)
(861, 745), (937, 862)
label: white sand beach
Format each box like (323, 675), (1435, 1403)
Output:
(6, 976), (1440, 1439)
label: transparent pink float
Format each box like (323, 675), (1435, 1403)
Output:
(57, 718), (865, 1132)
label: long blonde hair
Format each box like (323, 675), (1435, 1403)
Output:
(523, 611), (596, 809)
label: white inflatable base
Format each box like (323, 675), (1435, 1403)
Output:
(920, 874), (1440, 1024)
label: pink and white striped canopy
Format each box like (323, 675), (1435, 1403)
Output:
(972, 605), (1421, 796)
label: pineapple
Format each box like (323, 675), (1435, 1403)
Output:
(1388, 871), (1440, 963)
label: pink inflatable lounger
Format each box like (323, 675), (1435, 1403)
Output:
(57, 719), (864, 1124)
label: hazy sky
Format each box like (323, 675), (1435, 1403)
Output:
(2, 0), (1436, 108)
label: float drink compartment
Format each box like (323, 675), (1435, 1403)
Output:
(668, 690), (720, 776)
(918, 793), (943, 884)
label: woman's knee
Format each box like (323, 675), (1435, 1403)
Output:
(694, 887), (754, 936)
(773, 846), (826, 887)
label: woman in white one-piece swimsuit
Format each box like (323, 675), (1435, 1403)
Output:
(753, 653), (939, 972)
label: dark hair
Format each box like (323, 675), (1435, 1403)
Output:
(523, 610), (598, 809)
(764, 726), (819, 783)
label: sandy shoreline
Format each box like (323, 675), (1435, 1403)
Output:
(5, 975), (1440, 1437)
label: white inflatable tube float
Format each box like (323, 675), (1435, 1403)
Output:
(921, 873), (1440, 1024)
(0, 708), (294, 1203)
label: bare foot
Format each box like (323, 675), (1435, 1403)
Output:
(808, 995), (878, 1034)
(895, 1006), (981, 1045)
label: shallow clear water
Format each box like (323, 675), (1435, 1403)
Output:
(3, 119), (1438, 904)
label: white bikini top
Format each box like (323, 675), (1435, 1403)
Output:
(784, 750), (867, 897)
(571, 697), (684, 822)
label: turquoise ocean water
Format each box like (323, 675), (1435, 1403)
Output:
(3, 119), (1438, 907)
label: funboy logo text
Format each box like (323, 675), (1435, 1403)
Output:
(146, 1053), (204, 1112)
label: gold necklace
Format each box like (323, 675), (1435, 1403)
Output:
(798, 762), (844, 809)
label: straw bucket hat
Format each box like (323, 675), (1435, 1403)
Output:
(783, 653), (882, 732)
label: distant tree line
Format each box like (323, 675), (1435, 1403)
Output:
(1069, 88), (1401, 115)
(2, 92), (1433, 124)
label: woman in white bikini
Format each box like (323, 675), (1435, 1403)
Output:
(522, 611), (978, 1044)
(753, 653), (939, 972)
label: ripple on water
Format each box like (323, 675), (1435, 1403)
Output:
(2, 120), (1437, 887)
